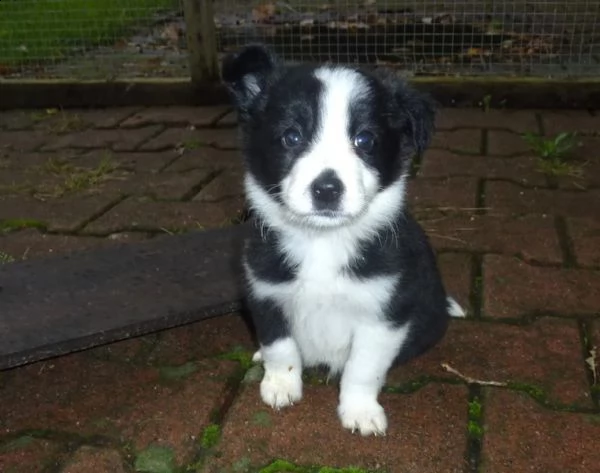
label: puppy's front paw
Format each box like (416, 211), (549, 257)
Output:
(337, 398), (387, 436)
(260, 369), (302, 409)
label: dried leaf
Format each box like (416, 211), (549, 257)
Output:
(252, 3), (276, 23)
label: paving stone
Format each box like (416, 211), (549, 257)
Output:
(148, 313), (255, 365)
(389, 318), (593, 408)
(407, 177), (479, 211)
(96, 169), (215, 201)
(141, 127), (240, 151)
(435, 108), (539, 133)
(418, 212), (562, 264)
(0, 228), (150, 262)
(164, 148), (242, 172)
(487, 130), (531, 156)
(541, 110), (600, 136)
(204, 384), (468, 473)
(485, 181), (600, 219)
(570, 136), (600, 161)
(83, 332), (159, 364)
(32, 108), (140, 132)
(120, 106), (229, 128)
(0, 437), (62, 473)
(82, 197), (245, 234)
(430, 129), (482, 154)
(483, 255), (600, 318)
(77, 149), (179, 173)
(552, 136), (600, 190)
(62, 447), (126, 473)
(437, 252), (472, 315)
(42, 126), (162, 152)
(0, 151), (82, 169)
(0, 131), (52, 152)
(482, 389), (600, 472)
(0, 110), (41, 130)
(568, 218), (600, 268)
(214, 109), (237, 126)
(0, 169), (62, 196)
(193, 168), (244, 202)
(419, 150), (546, 186)
(0, 194), (122, 232)
(0, 355), (237, 464)
(552, 162), (600, 191)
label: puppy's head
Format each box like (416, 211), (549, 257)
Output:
(222, 45), (435, 230)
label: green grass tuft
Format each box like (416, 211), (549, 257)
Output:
(0, 251), (16, 265)
(200, 423), (220, 449)
(467, 420), (484, 439)
(0, 0), (178, 67)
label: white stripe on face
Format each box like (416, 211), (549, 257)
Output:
(280, 67), (380, 227)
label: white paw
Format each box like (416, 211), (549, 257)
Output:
(252, 350), (262, 362)
(260, 369), (302, 409)
(338, 399), (388, 436)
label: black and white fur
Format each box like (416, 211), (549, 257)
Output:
(222, 45), (464, 436)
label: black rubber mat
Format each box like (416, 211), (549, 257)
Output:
(0, 224), (250, 370)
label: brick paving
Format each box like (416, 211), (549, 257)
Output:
(0, 106), (599, 473)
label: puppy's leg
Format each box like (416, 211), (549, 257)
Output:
(337, 323), (410, 436)
(247, 295), (303, 409)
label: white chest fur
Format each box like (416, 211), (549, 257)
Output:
(249, 230), (398, 373)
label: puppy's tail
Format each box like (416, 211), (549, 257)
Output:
(446, 297), (466, 318)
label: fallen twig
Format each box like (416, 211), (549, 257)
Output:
(441, 363), (508, 387)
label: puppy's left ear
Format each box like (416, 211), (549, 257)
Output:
(221, 44), (280, 117)
(377, 71), (436, 156)
(395, 85), (436, 156)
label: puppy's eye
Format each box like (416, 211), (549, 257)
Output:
(282, 128), (303, 148)
(353, 131), (376, 152)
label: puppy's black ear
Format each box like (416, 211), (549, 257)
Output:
(377, 71), (436, 156)
(221, 45), (280, 115)
(395, 85), (436, 156)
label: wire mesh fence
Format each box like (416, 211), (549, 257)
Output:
(0, 0), (187, 80)
(0, 1), (598, 80)
(215, 0), (600, 77)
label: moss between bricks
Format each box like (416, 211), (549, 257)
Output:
(219, 346), (254, 370)
(256, 459), (380, 473)
(158, 362), (198, 382)
(0, 218), (47, 234)
(505, 382), (585, 412)
(467, 396), (484, 440)
(200, 424), (220, 450)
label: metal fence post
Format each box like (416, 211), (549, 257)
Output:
(183, 0), (219, 83)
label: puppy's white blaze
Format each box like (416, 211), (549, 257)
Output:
(338, 322), (411, 435)
(281, 66), (379, 219)
(259, 337), (303, 409)
(447, 296), (466, 318)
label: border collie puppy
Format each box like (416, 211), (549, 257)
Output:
(222, 45), (464, 436)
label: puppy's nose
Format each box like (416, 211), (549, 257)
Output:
(311, 169), (344, 210)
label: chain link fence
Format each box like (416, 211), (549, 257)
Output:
(0, 1), (598, 80)
(215, 0), (600, 77)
